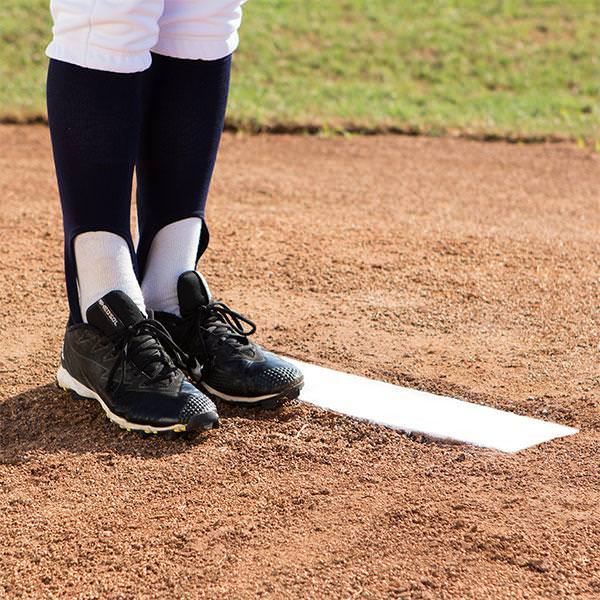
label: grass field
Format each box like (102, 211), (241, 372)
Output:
(1, 0), (598, 141)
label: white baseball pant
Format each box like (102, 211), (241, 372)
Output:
(46, 0), (246, 73)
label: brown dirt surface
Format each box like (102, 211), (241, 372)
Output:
(0, 125), (598, 599)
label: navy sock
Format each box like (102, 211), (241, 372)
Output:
(136, 53), (232, 276)
(46, 59), (144, 322)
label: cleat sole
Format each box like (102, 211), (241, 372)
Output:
(200, 381), (303, 409)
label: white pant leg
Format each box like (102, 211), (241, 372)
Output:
(152, 0), (247, 61)
(46, 0), (165, 73)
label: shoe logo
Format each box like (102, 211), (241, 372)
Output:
(98, 299), (120, 328)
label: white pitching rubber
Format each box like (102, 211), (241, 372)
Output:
(287, 359), (578, 453)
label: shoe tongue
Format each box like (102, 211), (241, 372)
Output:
(86, 291), (145, 337)
(177, 271), (212, 316)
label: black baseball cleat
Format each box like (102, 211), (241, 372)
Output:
(154, 271), (304, 407)
(56, 290), (219, 434)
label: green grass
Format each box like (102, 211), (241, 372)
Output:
(1, 0), (599, 141)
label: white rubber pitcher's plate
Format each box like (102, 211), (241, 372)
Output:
(288, 359), (578, 453)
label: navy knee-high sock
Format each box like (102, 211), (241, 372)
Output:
(136, 53), (232, 276)
(47, 59), (144, 322)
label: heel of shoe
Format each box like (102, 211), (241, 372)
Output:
(56, 365), (98, 400)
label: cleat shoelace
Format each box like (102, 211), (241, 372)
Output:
(187, 301), (257, 351)
(107, 319), (191, 392)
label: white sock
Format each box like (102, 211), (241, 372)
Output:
(141, 217), (202, 316)
(74, 231), (147, 322)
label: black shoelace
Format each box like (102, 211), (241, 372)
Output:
(107, 319), (191, 393)
(188, 301), (257, 350)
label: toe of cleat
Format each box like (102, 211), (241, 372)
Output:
(187, 411), (220, 432)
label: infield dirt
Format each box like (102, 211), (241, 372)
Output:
(0, 126), (598, 599)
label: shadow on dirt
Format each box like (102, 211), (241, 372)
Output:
(0, 383), (217, 462)
(0, 382), (299, 463)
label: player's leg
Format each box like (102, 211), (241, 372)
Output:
(136, 51), (232, 309)
(46, 0), (168, 319)
(46, 0), (218, 433)
(47, 59), (146, 321)
(136, 0), (303, 407)
(136, 0), (243, 292)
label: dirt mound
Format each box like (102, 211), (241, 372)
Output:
(0, 126), (598, 598)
